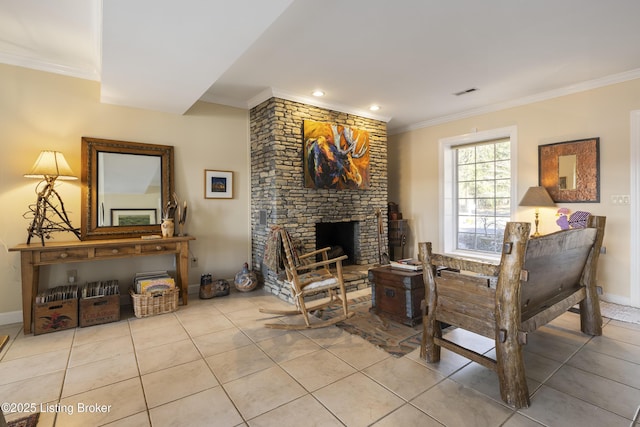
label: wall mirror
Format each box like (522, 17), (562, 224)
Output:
(557, 154), (577, 190)
(81, 137), (174, 239)
(538, 137), (599, 203)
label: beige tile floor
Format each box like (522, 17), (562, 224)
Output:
(0, 288), (639, 427)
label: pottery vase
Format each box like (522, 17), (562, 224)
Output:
(234, 262), (257, 292)
(161, 218), (175, 237)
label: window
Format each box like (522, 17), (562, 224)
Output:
(456, 140), (510, 253)
(440, 127), (517, 259)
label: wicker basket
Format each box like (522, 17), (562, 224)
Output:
(130, 288), (179, 318)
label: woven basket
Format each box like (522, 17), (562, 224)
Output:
(130, 288), (179, 318)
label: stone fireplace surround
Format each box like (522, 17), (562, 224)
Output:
(250, 97), (388, 302)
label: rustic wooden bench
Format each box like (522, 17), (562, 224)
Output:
(418, 215), (606, 408)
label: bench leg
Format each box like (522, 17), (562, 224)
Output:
(421, 314), (442, 362)
(580, 215), (605, 336)
(419, 242), (441, 362)
(495, 222), (531, 408)
(495, 337), (530, 408)
(579, 289), (603, 336)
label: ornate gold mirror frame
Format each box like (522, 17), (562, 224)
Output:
(81, 137), (174, 240)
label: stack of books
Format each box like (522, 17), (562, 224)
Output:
(389, 258), (423, 271)
(134, 271), (175, 293)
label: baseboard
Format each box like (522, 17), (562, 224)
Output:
(0, 284), (201, 327)
(601, 293), (635, 307)
(0, 310), (23, 326)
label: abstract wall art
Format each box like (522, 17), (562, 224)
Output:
(303, 120), (370, 190)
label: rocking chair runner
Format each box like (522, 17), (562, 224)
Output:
(260, 228), (354, 329)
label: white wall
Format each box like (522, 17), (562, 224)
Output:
(0, 64), (251, 321)
(389, 78), (640, 306)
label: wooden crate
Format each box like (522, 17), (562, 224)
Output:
(79, 294), (121, 327)
(33, 298), (78, 335)
(369, 266), (425, 326)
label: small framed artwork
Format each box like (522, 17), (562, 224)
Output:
(205, 170), (233, 199)
(111, 209), (157, 226)
(538, 137), (600, 203)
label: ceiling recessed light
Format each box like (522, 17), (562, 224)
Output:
(369, 105), (381, 111)
(312, 90), (325, 97)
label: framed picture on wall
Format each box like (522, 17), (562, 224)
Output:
(111, 209), (157, 226)
(204, 170), (233, 199)
(538, 137), (600, 203)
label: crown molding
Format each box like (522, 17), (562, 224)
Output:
(0, 52), (100, 81)
(247, 87), (392, 123)
(390, 68), (640, 135)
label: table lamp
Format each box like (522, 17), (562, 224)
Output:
(519, 186), (556, 237)
(24, 150), (81, 245)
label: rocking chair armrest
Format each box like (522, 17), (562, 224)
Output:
(294, 254), (347, 272)
(298, 246), (332, 260)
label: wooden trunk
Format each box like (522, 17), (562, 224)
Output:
(369, 266), (424, 326)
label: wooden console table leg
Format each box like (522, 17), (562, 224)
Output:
(176, 242), (189, 305)
(20, 252), (38, 334)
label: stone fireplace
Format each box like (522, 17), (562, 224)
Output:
(250, 97), (388, 301)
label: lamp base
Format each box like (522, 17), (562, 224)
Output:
(532, 210), (542, 238)
(25, 179), (80, 246)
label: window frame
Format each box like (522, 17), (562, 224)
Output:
(439, 126), (518, 261)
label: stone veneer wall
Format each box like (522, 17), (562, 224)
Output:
(250, 97), (388, 301)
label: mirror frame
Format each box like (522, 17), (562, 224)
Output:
(81, 137), (174, 240)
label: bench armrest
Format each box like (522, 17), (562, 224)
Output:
(430, 253), (500, 276)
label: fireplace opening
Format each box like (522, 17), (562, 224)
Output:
(315, 221), (357, 265)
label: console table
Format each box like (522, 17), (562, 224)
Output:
(10, 235), (195, 334)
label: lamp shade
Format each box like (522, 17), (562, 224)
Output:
(519, 186), (555, 207)
(24, 151), (77, 180)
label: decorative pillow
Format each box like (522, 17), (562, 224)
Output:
(569, 211), (590, 229)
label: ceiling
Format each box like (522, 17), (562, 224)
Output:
(3, 0), (640, 134)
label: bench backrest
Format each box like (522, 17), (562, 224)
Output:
(520, 227), (597, 317)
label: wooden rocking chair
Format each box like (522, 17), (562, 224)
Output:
(260, 229), (354, 330)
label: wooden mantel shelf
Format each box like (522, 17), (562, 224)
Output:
(10, 235), (195, 334)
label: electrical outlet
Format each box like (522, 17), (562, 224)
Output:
(190, 257), (198, 267)
(67, 269), (77, 284)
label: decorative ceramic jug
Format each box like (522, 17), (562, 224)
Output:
(234, 262), (257, 292)
(161, 218), (175, 237)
